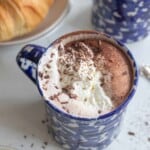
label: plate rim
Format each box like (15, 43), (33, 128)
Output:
(0, 0), (70, 46)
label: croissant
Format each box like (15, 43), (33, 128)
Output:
(0, 0), (54, 42)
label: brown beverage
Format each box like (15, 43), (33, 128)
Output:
(38, 33), (133, 118)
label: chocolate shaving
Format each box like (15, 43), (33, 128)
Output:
(100, 82), (104, 86)
(58, 43), (64, 51)
(84, 98), (87, 102)
(62, 87), (68, 93)
(69, 93), (77, 99)
(55, 94), (60, 101)
(108, 59), (113, 63)
(30, 143), (34, 148)
(24, 135), (27, 139)
(55, 86), (59, 89)
(145, 122), (149, 126)
(59, 58), (64, 64)
(122, 71), (128, 76)
(50, 94), (60, 101)
(49, 60), (52, 63)
(62, 85), (74, 93)
(98, 110), (102, 114)
(46, 64), (51, 68)
(67, 47), (74, 52)
(62, 106), (66, 110)
(128, 131), (135, 136)
(61, 101), (69, 104)
(63, 70), (68, 74)
(91, 46), (99, 54)
(43, 87), (47, 91)
(44, 75), (50, 79)
(58, 69), (61, 74)
(87, 76), (92, 80)
(56, 92), (61, 97)
(45, 80), (49, 84)
(66, 64), (70, 68)
(78, 42), (94, 58)
(39, 72), (43, 78)
(50, 53), (55, 58)
(49, 96), (55, 100)
(73, 66), (78, 72)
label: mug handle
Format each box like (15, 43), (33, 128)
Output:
(16, 44), (46, 84)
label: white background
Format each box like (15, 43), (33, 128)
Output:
(0, 0), (150, 150)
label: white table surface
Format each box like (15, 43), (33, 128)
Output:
(0, 0), (150, 150)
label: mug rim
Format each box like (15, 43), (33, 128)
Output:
(36, 30), (138, 121)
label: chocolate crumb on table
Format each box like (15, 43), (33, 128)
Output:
(30, 143), (34, 148)
(24, 135), (27, 139)
(145, 121), (149, 126)
(44, 141), (48, 146)
(41, 120), (46, 124)
(128, 131), (135, 136)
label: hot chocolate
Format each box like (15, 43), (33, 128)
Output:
(38, 37), (133, 118)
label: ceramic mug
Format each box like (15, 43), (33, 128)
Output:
(92, 0), (150, 43)
(16, 31), (138, 150)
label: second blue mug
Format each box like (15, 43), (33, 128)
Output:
(92, 0), (150, 43)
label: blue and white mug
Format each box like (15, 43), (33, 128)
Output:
(92, 0), (150, 43)
(16, 31), (138, 150)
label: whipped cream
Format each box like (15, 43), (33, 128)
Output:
(38, 41), (114, 118)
